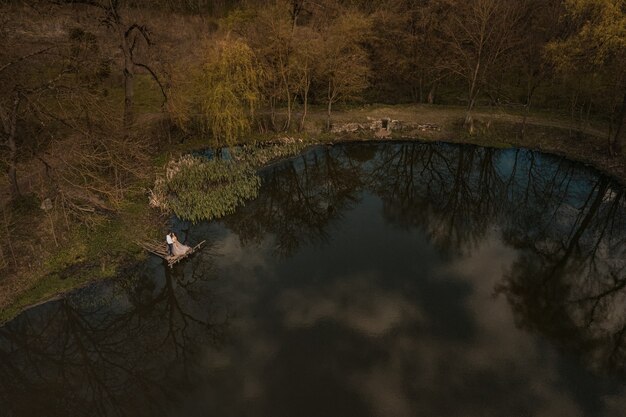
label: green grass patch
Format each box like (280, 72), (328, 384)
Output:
(0, 189), (158, 324)
(103, 73), (165, 115)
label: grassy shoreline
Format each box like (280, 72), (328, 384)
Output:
(1, 104), (624, 324)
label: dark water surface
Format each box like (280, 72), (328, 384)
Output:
(1, 142), (625, 417)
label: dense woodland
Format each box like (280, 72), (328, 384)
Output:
(0, 0), (625, 310)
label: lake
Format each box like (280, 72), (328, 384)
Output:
(1, 142), (625, 417)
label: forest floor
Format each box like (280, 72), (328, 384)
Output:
(0, 103), (624, 324)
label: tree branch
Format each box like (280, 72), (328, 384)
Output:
(51, 0), (108, 11)
(133, 61), (168, 105)
(0, 46), (57, 75)
(125, 23), (152, 46)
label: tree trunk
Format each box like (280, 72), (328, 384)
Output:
(418, 76), (423, 103)
(269, 96), (278, 131)
(521, 102), (530, 139)
(327, 100), (332, 132)
(465, 93), (477, 132)
(281, 69), (292, 132)
(326, 80), (332, 131)
(121, 31), (134, 128)
(299, 76), (310, 132)
(521, 81), (537, 140)
(278, 50), (292, 132)
(123, 65), (134, 128)
(569, 89), (579, 139)
(7, 94), (21, 200)
(465, 59), (481, 128)
(611, 90), (626, 155)
(427, 83), (437, 104)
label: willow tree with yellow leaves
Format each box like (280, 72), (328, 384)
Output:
(168, 37), (263, 148)
(547, 0), (626, 154)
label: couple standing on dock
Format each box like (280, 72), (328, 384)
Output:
(166, 232), (191, 257)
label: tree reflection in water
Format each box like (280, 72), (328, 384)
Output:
(224, 142), (625, 373)
(0, 248), (227, 417)
(224, 146), (365, 256)
(498, 161), (626, 375)
(370, 143), (504, 254)
(0, 142), (624, 416)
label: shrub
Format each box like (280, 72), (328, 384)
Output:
(150, 155), (260, 222)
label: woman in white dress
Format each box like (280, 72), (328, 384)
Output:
(171, 233), (191, 256)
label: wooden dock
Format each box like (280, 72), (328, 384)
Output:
(138, 239), (206, 267)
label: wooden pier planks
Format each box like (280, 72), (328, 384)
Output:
(138, 239), (206, 267)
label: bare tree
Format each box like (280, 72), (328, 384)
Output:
(57, 0), (167, 128)
(515, 0), (561, 138)
(441, 0), (522, 130)
(292, 25), (321, 131)
(0, 16), (71, 200)
(366, 0), (451, 103)
(316, 10), (371, 130)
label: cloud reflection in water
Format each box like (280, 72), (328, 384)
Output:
(1, 142), (624, 417)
